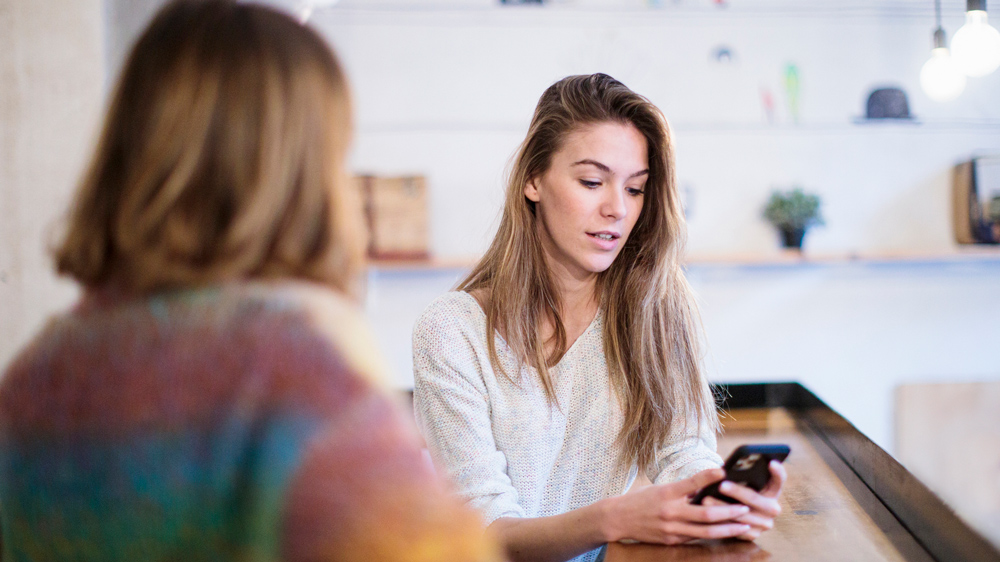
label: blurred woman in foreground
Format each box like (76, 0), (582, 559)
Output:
(0, 2), (497, 561)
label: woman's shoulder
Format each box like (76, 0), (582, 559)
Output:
(414, 291), (486, 339)
(423, 290), (484, 316)
(67, 280), (387, 387)
(247, 280), (359, 325)
(412, 291), (502, 389)
(0, 280), (385, 434)
(241, 281), (391, 386)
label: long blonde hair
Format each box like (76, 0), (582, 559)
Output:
(54, 0), (362, 295)
(459, 73), (718, 471)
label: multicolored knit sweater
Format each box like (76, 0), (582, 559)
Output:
(0, 281), (498, 562)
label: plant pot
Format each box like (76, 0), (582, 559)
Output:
(780, 227), (806, 249)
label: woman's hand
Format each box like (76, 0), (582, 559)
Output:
(604, 468), (755, 545)
(487, 466), (781, 562)
(703, 460), (787, 541)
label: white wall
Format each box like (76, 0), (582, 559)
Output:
(691, 258), (1000, 454)
(319, 3), (1000, 455)
(0, 0), (104, 370)
(103, 0), (165, 84)
(101, 3), (1000, 259)
(314, 3), (1000, 259)
(23, 0), (1000, 454)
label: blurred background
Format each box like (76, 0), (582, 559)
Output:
(2, 0), (998, 546)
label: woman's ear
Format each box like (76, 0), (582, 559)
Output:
(524, 177), (541, 203)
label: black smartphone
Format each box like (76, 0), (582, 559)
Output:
(690, 444), (790, 505)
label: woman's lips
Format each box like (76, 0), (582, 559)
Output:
(587, 231), (620, 250)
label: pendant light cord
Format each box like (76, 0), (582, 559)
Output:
(933, 0), (946, 48)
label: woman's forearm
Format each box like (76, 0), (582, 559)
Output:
(485, 470), (759, 561)
(488, 497), (619, 562)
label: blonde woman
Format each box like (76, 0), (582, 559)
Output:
(0, 2), (498, 561)
(413, 74), (786, 562)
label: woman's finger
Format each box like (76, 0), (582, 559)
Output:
(658, 534), (697, 546)
(668, 468), (726, 498)
(732, 511), (774, 531)
(718, 482), (782, 517)
(676, 502), (749, 524)
(701, 496), (733, 508)
(761, 460), (787, 498)
(664, 521), (752, 541)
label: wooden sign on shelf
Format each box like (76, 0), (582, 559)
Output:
(353, 175), (430, 261)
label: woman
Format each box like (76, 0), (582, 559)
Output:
(413, 74), (786, 562)
(0, 2), (498, 561)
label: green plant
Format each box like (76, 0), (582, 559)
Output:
(763, 188), (824, 231)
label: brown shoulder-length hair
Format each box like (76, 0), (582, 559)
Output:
(459, 73), (718, 471)
(55, 0), (362, 295)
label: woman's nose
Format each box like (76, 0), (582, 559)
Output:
(602, 185), (627, 219)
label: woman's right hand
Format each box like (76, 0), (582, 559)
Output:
(603, 468), (753, 545)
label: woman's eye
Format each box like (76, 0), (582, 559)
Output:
(626, 187), (645, 196)
(579, 180), (601, 189)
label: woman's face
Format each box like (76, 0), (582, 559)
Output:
(525, 121), (648, 283)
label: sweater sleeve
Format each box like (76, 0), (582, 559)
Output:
(647, 414), (724, 485)
(412, 295), (526, 525)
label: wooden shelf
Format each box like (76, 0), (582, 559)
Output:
(366, 257), (479, 272)
(683, 247), (1000, 267)
(366, 248), (1000, 273)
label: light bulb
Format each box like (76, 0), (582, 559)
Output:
(292, 0), (339, 23)
(951, 10), (1000, 77)
(296, 4), (314, 23)
(921, 47), (967, 101)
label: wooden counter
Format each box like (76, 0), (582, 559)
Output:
(605, 383), (1000, 562)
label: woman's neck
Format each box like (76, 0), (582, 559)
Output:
(541, 255), (600, 355)
(555, 275), (599, 323)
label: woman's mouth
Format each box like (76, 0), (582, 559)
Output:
(588, 231), (620, 241)
(587, 231), (621, 249)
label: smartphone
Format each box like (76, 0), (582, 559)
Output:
(690, 444), (790, 505)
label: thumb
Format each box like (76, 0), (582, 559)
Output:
(668, 467), (725, 497)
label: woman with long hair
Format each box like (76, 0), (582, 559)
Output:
(414, 73), (786, 562)
(0, 2), (498, 561)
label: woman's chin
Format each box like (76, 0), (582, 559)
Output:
(550, 249), (619, 278)
(580, 256), (617, 275)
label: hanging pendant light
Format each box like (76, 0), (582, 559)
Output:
(951, 0), (1000, 77)
(251, 0), (339, 23)
(922, 28), (967, 101)
(921, 0), (966, 101)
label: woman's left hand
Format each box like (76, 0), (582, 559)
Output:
(702, 460), (787, 541)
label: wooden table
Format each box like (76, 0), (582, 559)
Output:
(605, 383), (1000, 562)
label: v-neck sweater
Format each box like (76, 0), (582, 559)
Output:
(413, 291), (722, 561)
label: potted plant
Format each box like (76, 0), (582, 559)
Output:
(763, 187), (824, 249)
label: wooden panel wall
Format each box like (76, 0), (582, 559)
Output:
(896, 381), (1000, 549)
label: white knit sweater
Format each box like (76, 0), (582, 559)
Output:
(412, 292), (722, 562)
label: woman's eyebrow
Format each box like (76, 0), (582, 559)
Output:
(572, 159), (649, 179)
(572, 159), (611, 172)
